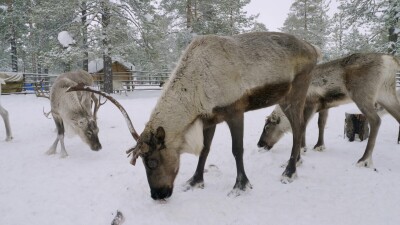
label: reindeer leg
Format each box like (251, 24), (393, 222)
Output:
(353, 102), (381, 168)
(46, 117), (62, 155)
(0, 104), (12, 141)
(46, 137), (59, 155)
(47, 116), (68, 158)
(58, 133), (68, 158)
(301, 105), (317, 153)
(313, 109), (328, 151)
(280, 102), (305, 183)
(280, 69), (312, 183)
(226, 112), (252, 196)
(185, 125), (216, 190)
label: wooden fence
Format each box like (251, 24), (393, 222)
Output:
(0, 70), (170, 95)
(2, 71), (400, 95)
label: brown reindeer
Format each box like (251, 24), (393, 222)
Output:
(258, 53), (400, 167)
(46, 71), (102, 157)
(70, 32), (321, 200)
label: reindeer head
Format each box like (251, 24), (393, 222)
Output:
(68, 84), (179, 200)
(257, 107), (290, 150)
(65, 85), (103, 151)
(72, 115), (102, 151)
(131, 126), (180, 200)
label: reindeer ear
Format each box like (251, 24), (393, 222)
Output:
(156, 126), (165, 142)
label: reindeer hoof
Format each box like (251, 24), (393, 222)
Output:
(313, 145), (326, 152)
(60, 153), (69, 158)
(5, 136), (13, 142)
(45, 148), (57, 155)
(356, 158), (373, 168)
(182, 180), (204, 192)
(228, 182), (252, 197)
(281, 172), (297, 184)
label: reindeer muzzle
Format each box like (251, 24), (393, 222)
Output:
(90, 142), (102, 151)
(257, 140), (273, 150)
(151, 187), (173, 200)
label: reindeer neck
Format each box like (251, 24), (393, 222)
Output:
(148, 84), (198, 144)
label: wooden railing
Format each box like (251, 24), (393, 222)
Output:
(0, 70), (170, 94)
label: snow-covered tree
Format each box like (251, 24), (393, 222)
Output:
(339, 0), (400, 55)
(281, 0), (331, 52)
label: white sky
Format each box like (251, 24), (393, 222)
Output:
(245, 0), (293, 31)
(245, 0), (339, 32)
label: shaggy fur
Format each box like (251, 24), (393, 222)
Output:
(134, 32), (320, 199)
(258, 53), (400, 167)
(147, 32), (319, 154)
(0, 76), (13, 141)
(46, 70), (101, 157)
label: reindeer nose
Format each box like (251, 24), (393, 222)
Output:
(151, 187), (173, 200)
(90, 143), (102, 151)
(257, 140), (266, 148)
(257, 140), (273, 150)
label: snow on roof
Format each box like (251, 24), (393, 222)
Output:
(0, 72), (24, 82)
(88, 57), (135, 73)
(57, 31), (75, 48)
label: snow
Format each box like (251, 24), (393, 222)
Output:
(57, 31), (75, 48)
(1, 91), (400, 225)
(144, 14), (153, 22)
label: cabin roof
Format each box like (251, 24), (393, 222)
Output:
(88, 57), (135, 73)
(0, 72), (24, 82)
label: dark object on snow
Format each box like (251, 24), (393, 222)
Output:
(111, 210), (125, 225)
(344, 112), (369, 142)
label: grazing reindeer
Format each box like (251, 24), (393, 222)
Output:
(258, 53), (400, 168)
(71, 32), (320, 199)
(0, 76), (13, 141)
(46, 70), (102, 157)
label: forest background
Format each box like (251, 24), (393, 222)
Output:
(0, 0), (399, 76)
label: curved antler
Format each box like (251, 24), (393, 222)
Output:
(66, 83), (140, 141)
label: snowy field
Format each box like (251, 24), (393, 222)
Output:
(1, 90), (400, 225)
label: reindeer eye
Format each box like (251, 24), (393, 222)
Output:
(86, 131), (93, 136)
(147, 159), (158, 169)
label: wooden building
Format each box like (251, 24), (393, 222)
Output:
(88, 58), (135, 92)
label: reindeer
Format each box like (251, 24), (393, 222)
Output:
(258, 53), (400, 168)
(46, 70), (102, 157)
(70, 32), (320, 200)
(0, 76), (13, 141)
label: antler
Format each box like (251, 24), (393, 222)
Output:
(91, 93), (107, 121)
(67, 83), (142, 165)
(67, 83), (140, 140)
(34, 79), (50, 99)
(43, 107), (52, 119)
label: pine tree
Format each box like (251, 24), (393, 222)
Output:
(281, 0), (331, 52)
(339, 0), (400, 55)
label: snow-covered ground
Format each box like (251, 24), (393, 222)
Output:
(1, 91), (399, 225)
